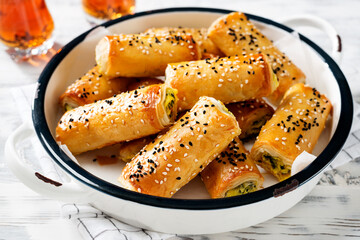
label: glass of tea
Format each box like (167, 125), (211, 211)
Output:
(82, 0), (135, 24)
(0, 0), (54, 60)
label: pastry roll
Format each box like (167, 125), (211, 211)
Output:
(56, 84), (177, 155)
(126, 77), (164, 91)
(95, 33), (201, 78)
(208, 12), (306, 104)
(250, 83), (332, 181)
(145, 27), (224, 58)
(59, 66), (130, 111)
(201, 136), (264, 198)
(165, 53), (278, 111)
(226, 99), (274, 139)
(118, 136), (153, 163)
(119, 96), (241, 198)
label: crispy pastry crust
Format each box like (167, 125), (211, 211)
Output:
(118, 137), (153, 163)
(126, 77), (164, 91)
(208, 12), (306, 105)
(95, 33), (201, 78)
(201, 137), (263, 198)
(59, 66), (130, 110)
(145, 27), (224, 58)
(165, 53), (278, 111)
(56, 85), (176, 155)
(119, 97), (241, 198)
(226, 99), (274, 139)
(250, 83), (332, 181)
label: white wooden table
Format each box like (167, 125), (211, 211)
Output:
(0, 0), (359, 239)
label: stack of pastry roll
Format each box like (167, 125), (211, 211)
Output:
(251, 83), (332, 181)
(145, 27), (224, 59)
(201, 136), (264, 198)
(119, 96), (241, 198)
(95, 33), (201, 78)
(208, 12), (306, 104)
(226, 99), (274, 140)
(165, 53), (278, 111)
(56, 84), (178, 155)
(59, 66), (130, 111)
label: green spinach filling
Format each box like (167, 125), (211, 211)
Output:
(262, 154), (290, 176)
(225, 181), (256, 197)
(164, 88), (176, 120)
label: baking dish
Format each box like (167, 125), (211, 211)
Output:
(5, 8), (353, 234)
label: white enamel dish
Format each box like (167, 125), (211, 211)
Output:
(6, 8), (353, 234)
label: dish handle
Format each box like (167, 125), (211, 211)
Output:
(279, 14), (342, 63)
(5, 121), (91, 203)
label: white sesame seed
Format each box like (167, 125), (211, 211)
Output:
(175, 159), (180, 162)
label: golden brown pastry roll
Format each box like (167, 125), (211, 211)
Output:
(118, 137), (153, 163)
(59, 66), (130, 111)
(201, 136), (264, 198)
(126, 77), (164, 91)
(56, 84), (177, 155)
(226, 99), (274, 139)
(250, 83), (332, 181)
(95, 33), (201, 78)
(145, 27), (224, 58)
(208, 12), (306, 104)
(119, 96), (241, 198)
(165, 53), (278, 111)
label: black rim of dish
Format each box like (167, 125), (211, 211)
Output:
(33, 7), (353, 210)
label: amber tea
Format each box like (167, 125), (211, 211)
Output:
(0, 0), (54, 51)
(82, 0), (135, 21)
